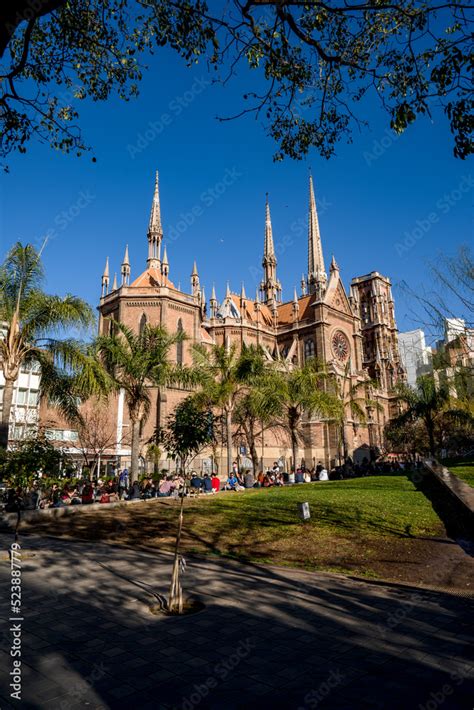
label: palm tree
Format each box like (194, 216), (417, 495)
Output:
(0, 242), (96, 448)
(333, 361), (381, 463)
(395, 374), (472, 457)
(192, 343), (266, 476)
(261, 358), (343, 472)
(94, 321), (193, 482)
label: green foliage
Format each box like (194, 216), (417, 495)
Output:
(0, 242), (101, 445)
(160, 396), (216, 472)
(1, 1), (472, 168)
(0, 437), (70, 489)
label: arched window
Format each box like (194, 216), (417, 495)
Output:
(304, 339), (315, 361)
(176, 318), (183, 364)
(139, 313), (147, 334)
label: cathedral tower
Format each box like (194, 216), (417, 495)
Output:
(307, 175), (327, 299)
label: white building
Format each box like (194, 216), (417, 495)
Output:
(445, 318), (467, 344)
(0, 361), (41, 442)
(398, 329), (432, 387)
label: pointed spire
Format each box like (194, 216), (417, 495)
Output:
(161, 245), (169, 278)
(122, 244), (130, 266)
(293, 287), (298, 303)
(301, 273), (307, 297)
(112, 273), (118, 291)
(101, 257), (110, 296)
(210, 284), (217, 318)
(121, 245), (130, 286)
(148, 171), (162, 236)
(147, 170), (162, 268)
(255, 287), (260, 305)
(226, 282), (231, 299)
(264, 194), (275, 259)
(307, 175), (327, 295)
(191, 260), (200, 296)
(330, 255), (339, 272)
(240, 282), (246, 300)
(292, 287), (300, 321)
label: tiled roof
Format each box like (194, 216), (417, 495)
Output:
(278, 295), (313, 324)
(130, 267), (175, 289)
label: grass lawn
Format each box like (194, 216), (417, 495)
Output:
(442, 459), (474, 487)
(28, 473), (473, 589)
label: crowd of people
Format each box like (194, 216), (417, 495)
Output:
(2, 456), (419, 512)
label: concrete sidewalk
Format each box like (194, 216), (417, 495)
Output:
(0, 533), (472, 709)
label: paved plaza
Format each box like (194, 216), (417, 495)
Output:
(0, 532), (473, 709)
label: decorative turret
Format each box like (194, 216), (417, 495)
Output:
(121, 245), (130, 286)
(240, 283), (246, 311)
(307, 175), (327, 298)
(210, 284), (218, 318)
(260, 195), (282, 305)
(292, 287), (300, 322)
(101, 256), (110, 297)
(161, 245), (169, 278)
(330, 255), (339, 273)
(147, 171), (162, 269)
(112, 273), (118, 291)
(191, 260), (200, 296)
(254, 287), (261, 314)
(200, 286), (207, 317)
(301, 273), (307, 297)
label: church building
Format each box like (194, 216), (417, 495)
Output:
(98, 172), (405, 473)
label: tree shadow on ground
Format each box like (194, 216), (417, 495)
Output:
(0, 533), (473, 710)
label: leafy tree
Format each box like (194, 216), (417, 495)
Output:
(393, 374), (472, 456)
(1, 1), (472, 168)
(0, 241), (102, 448)
(259, 358), (342, 472)
(0, 435), (70, 489)
(160, 395), (215, 614)
(384, 417), (428, 459)
(331, 361), (382, 463)
(192, 342), (266, 476)
(94, 321), (193, 482)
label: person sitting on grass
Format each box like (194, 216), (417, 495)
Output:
(211, 473), (221, 493)
(295, 468), (304, 484)
(190, 472), (202, 493)
(202, 473), (213, 494)
(243, 470), (255, 488)
(81, 482), (94, 505)
(158, 476), (173, 497)
(128, 480), (141, 500)
(319, 466), (329, 481)
(226, 473), (244, 491)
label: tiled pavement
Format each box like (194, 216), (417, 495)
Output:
(0, 533), (473, 709)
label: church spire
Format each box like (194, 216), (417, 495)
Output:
(121, 245), (130, 286)
(161, 245), (169, 278)
(307, 175), (327, 297)
(101, 256), (109, 296)
(147, 170), (162, 269)
(261, 195), (281, 305)
(191, 260), (200, 296)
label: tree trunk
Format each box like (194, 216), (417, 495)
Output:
(291, 427), (298, 473)
(225, 408), (233, 476)
(130, 418), (141, 483)
(425, 417), (436, 457)
(168, 474), (186, 613)
(341, 422), (349, 463)
(0, 377), (15, 449)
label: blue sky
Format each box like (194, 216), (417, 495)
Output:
(0, 44), (472, 342)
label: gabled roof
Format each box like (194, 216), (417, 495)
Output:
(130, 267), (175, 290)
(278, 295), (314, 324)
